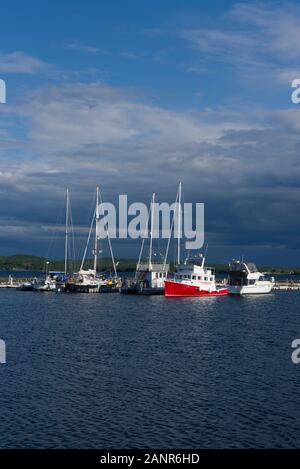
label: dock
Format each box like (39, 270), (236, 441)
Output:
(0, 275), (39, 289)
(1, 276), (300, 292)
(273, 281), (300, 290)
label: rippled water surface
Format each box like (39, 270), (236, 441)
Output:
(0, 289), (300, 448)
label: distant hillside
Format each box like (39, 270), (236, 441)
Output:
(0, 254), (47, 271)
(0, 254), (299, 274)
(0, 254), (137, 272)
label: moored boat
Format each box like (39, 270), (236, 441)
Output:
(16, 281), (34, 291)
(164, 182), (227, 298)
(227, 260), (274, 295)
(33, 273), (57, 292)
(164, 256), (227, 297)
(65, 187), (121, 293)
(121, 262), (169, 295)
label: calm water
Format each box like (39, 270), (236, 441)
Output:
(0, 289), (300, 448)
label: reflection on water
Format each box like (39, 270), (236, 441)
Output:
(0, 290), (300, 448)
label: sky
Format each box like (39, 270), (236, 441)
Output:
(1, 0), (300, 266)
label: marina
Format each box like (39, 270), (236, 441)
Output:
(1, 273), (299, 291)
(0, 184), (297, 296)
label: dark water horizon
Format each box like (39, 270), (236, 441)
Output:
(0, 289), (300, 448)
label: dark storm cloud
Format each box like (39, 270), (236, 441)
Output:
(1, 82), (300, 264)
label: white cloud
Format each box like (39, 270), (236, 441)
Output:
(120, 51), (140, 60)
(65, 43), (108, 55)
(2, 80), (300, 259)
(181, 2), (300, 77)
(15, 82), (258, 163)
(181, 28), (256, 57)
(229, 2), (300, 59)
(0, 51), (49, 74)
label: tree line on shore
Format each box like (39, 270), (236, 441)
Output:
(0, 254), (299, 275)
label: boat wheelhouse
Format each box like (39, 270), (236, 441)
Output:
(122, 261), (169, 295)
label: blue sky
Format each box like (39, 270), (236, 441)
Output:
(1, 0), (300, 265)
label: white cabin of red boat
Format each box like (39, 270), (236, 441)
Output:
(174, 263), (215, 284)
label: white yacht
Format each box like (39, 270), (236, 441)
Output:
(227, 260), (274, 295)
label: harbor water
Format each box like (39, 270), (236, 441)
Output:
(0, 288), (300, 448)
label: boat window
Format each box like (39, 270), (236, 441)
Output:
(247, 263), (258, 273)
(159, 273), (162, 278)
(204, 277), (208, 281)
(210, 277), (213, 281)
(192, 275), (196, 280)
(198, 276), (202, 280)
(249, 279), (256, 285)
(259, 276), (264, 281)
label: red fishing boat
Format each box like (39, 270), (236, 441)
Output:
(164, 256), (227, 297)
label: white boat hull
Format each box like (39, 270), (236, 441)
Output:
(228, 282), (273, 295)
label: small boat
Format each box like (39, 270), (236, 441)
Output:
(65, 269), (105, 293)
(99, 276), (121, 293)
(16, 281), (34, 291)
(227, 260), (274, 295)
(164, 255), (227, 297)
(33, 273), (57, 292)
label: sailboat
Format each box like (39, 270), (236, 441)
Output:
(34, 189), (73, 292)
(121, 193), (169, 295)
(164, 183), (228, 297)
(65, 187), (120, 293)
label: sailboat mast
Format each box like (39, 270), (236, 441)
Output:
(177, 182), (182, 265)
(149, 192), (155, 269)
(93, 186), (99, 276)
(64, 188), (69, 276)
(202, 243), (208, 268)
(98, 188), (118, 278)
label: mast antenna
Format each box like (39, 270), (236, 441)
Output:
(149, 192), (155, 269)
(177, 182), (182, 265)
(64, 188), (69, 276)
